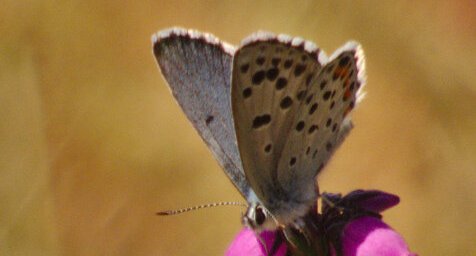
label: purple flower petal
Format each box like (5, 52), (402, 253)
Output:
(226, 228), (287, 256)
(340, 216), (416, 256)
(345, 190), (400, 213)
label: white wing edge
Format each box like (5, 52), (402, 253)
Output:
(238, 31), (326, 64)
(151, 27), (236, 56)
(327, 41), (367, 104)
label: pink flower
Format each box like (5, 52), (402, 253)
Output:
(226, 228), (287, 256)
(336, 216), (417, 256)
(226, 190), (417, 256)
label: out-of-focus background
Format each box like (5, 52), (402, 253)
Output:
(1, 1), (475, 255)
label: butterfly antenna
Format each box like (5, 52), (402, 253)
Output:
(157, 201), (247, 216)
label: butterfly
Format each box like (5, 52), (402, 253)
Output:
(152, 27), (365, 232)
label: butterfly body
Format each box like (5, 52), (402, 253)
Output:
(153, 28), (365, 232)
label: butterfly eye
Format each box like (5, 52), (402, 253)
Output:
(255, 206), (266, 226)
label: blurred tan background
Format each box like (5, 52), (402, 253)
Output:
(1, 1), (475, 255)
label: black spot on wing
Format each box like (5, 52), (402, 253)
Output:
(284, 59), (293, 69)
(264, 144), (272, 153)
(295, 121), (305, 132)
(312, 149), (318, 158)
(242, 87), (252, 98)
(309, 103), (318, 115)
(256, 56), (265, 65)
(320, 80), (327, 90)
(289, 157), (296, 167)
(252, 114), (271, 129)
(339, 56), (350, 67)
(294, 64), (306, 77)
(240, 63), (249, 73)
(305, 94), (314, 105)
(205, 115), (214, 125)
(306, 74), (313, 86)
(296, 90), (306, 101)
(332, 73), (339, 81)
(275, 77), (288, 90)
(280, 96), (293, 109)
(252, 70), (266, 85)
(350, 82), (355, 91)
(266, 68), (279, 81)
(308, 124), (318, 134)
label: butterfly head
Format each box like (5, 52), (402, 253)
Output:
(242, 202), (279, 231)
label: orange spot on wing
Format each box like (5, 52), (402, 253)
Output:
(334, 67), (349, 80)
(341, 69), (348, 79)
(343, 101), (355, 117)
(344, 79), (350, 88)
(333, 67), (342, 77)
(345, 90), (351, 98)
(343, 87), (352, 101)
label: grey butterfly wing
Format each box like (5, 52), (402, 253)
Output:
(152, 28), (250, 198)
(277, 42), (366, 209)
(231, 32), (324, 217)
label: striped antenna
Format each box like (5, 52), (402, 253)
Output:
(157, 201), (247, 216)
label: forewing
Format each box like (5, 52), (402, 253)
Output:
(152, 28), (250, 198)
(231, 32), (323, 207)
(277, 42), (366, 202)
